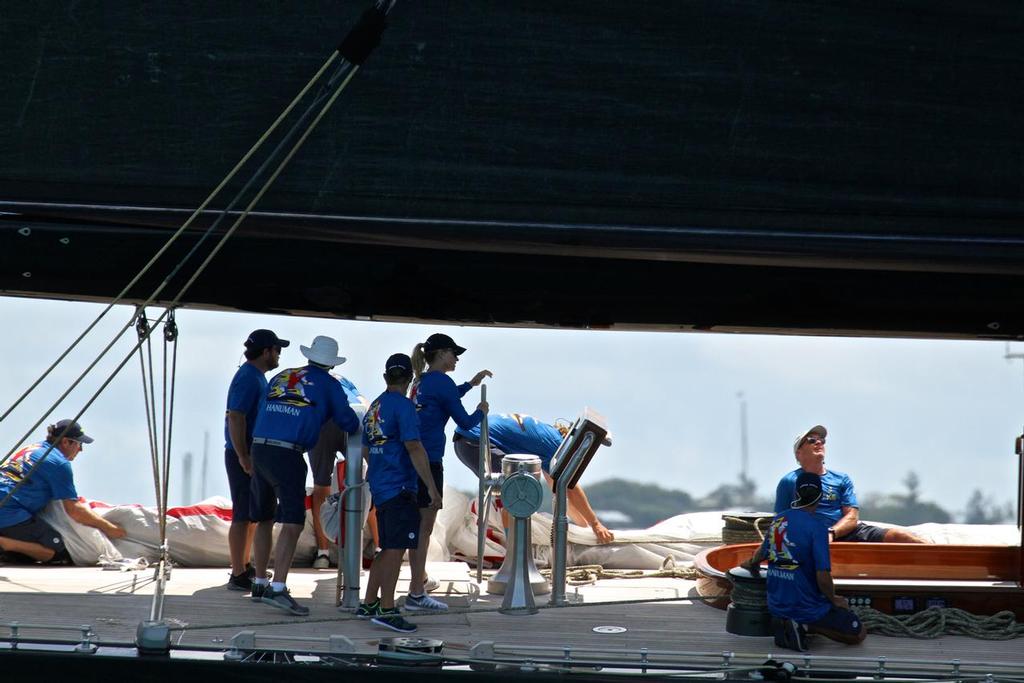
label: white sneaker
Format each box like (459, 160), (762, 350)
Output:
(312, 553), (330, 569)
(405, 593), (448, 612)
(424, 575), (440, 592)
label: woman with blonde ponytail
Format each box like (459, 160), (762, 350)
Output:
(404, 333), (491, 612)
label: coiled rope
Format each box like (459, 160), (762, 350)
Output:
(854, 606), (1024, 640)
(722, 515), (772, 545)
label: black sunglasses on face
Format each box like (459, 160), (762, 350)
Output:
(804, 437), (826, 446)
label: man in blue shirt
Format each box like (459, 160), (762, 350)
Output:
(355, 353), (441, 633)
(774, 425), (925, 543)
(224, 328), (287, 591)
(0, 420), (125, 564)
(454, 413), (614, 544)
(744, 471), (866, 651)
(249, 335), (361, 616)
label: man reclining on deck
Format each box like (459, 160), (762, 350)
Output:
(743, 471), (867, 651)
(0, 420), (126, 564)
(453, 412), (614, 544)
(775, 425), (925, 543)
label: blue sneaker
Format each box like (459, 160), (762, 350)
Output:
(405, 593), (448, 612)
(371, 608), (417, 633)
(261, 587), (310, 616)
(355, 600), (381, 619)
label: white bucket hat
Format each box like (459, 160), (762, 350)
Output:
(300, 335), (347, 367)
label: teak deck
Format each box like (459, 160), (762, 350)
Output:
(1, 562), (1023, 672)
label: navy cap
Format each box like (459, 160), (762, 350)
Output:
(51, 419), (94, 444)
(791, 471), (823, 509)
(423, 333), (466, 356)
(385, 353), (413, 374)
(244, 329), (290, 350)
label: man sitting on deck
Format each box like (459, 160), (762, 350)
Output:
(0, 420), (126, 564)
(453, 412), (614, 544)
(775, 425), (926, 543)
(744, 471), (867, 651)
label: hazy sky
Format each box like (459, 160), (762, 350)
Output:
(1, 295), (1021, 522)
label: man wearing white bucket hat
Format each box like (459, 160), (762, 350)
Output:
(248, 335), (361, 616)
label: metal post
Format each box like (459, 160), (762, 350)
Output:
(341, 428), (365, 609)
(550, 432), (595, 606)
(476, 384), (490, 582)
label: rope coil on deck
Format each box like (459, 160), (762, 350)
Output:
(721, 515), (772, 545)
(854, 606), (1024, 640)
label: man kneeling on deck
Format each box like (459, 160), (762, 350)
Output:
(356, 353), (442, 633)
(743, 472), (866, 651)
(0, 420), (126, 564)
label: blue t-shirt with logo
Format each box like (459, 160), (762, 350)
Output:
(0, 442), (79, 528)
(758, 508), (833, 623)
(223, 362), (268, 451)
(774, 468), (857, 526)
(455, 413), (562, 473)
(253, 365), (360, 449)
(363, 390), (421, 505)
(411, 371), (482, 462)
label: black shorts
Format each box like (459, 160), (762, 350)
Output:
(224, 448), (254, 523)
(808, 605), (862, 636)
(250, 443), (308, 525)
(0, 516), (66, 553)
(307, 420), (347, 487)
(453, 434), (504, 476)
(837, 522), (888, 543)
(416, 461), (444, 508)
(375, 491), (420, 550)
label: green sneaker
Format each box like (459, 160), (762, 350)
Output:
(371, 608), (417, 633)
(355, 600), (381, 619)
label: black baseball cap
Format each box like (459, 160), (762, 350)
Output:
(423, 333), (466, 355)
(385, 353), (413, 374)
(244, 329), (290, 350)
(52, 419), (94, 444)
(791, 471), (823, 509)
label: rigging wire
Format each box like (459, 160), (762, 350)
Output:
(0, 53), (341, 427)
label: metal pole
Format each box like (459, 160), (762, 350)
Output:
(737, 391), (748, 482)
(476, 384), (490, 582)
(341, 427), (365, 609)
(550, 432), (595, 606)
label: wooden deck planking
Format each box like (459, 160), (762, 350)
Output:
(0, 565), (1022, 669)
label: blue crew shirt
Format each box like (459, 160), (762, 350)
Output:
(775, 468), (858, 527)
(456, 413), (562, 473)
(363, 390), (421, 505)
(759, 507), (833, 623)
(223, 362), (268, 451)
(0, 442), (79, 528)
(412, 371), (482, 462)
(253, 364), (360, 449)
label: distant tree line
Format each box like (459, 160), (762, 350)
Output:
(582, 471), (1016, 529)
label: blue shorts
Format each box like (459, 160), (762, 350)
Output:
(375, 491), (420, 550)
(251, 443), (308, 525)
(224, 448), (254, 523)
(0, 517), (66, 553)
(837, 522), (888, 542)
(809, 605), (862, 636)
(416, 461), (444, 508)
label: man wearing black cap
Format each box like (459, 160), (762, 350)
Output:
(744, 471), (867, 651)
(223, 329), (288, 591)
(775, 425), (925, 543)
(0, 420), (126, 564)
(356, 353), (442, 633)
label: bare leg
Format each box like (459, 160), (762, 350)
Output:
(0, 536), (55, 562)
(368, 548), (404, 609)
(253, 520), (275, 580)
(883, 528), (928, 543)
(271, 522), (303, 586)
(228, 520), (251, 575)
(407, 507), (437, 595)
(311, 484), (331, 552)
(244, 522), (256, 566)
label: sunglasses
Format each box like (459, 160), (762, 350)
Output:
(804, 437), (826, 446)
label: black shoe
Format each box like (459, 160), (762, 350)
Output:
(772, 617), (808, 652)
(355, 600), (382, 619)
(371, 608), (417, 633)
(261, 587), (310, 616)
(227, 571), (254, 592)
(250, 582), (269, 602)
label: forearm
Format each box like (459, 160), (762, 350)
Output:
(816, 570), (840, 603)
(566, 486), (599, 527)
(832, 508), (859, 538)
(68, 502), (122, 535)
(407, 444), (439, 497)
(226, 413), (249, 457)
